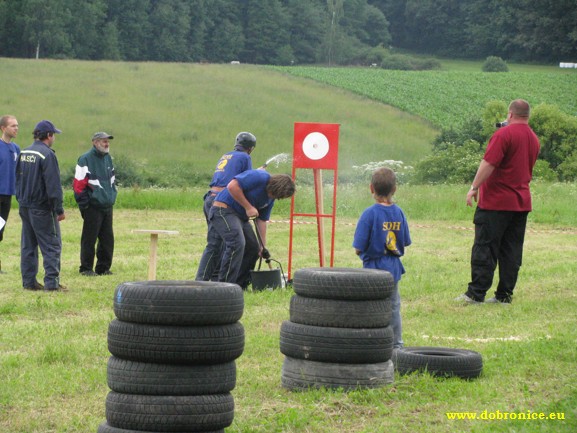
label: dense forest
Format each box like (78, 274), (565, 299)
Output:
(0, 0), (576, 65)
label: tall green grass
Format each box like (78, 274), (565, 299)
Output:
(64, 181), (577, 228)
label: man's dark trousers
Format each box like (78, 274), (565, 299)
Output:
(466, 208), (528, 303)
(80, 206), (114, 274)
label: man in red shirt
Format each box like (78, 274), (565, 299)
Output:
(457, 99), (540, 304)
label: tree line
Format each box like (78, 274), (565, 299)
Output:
(0, 0), (575, 65)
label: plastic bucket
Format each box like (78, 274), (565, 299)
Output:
(250, 269), (282, 291)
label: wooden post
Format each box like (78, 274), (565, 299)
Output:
(132, 230), (179, 280)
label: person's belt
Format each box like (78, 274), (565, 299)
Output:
(209, 186), (225, 196)
(213, 201), (228, 208)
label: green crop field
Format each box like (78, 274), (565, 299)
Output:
(271, 65), (577, 129)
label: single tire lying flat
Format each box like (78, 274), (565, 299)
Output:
(105, 392), (234, 432)
(293, 267), (395, 300)
(107, 356), (236, 395)
(289, 295), (391, 328)
(282, 357), (394, 391)
(107, 319), (244, 365)
(97, 422), (224, 433)
(113, 280), (244, 325)
(392, 346), (483, 379)
(280, 321), (393, 364)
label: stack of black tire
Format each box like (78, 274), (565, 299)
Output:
(280, 267), (396, 391)
(97, 281), (245, 433)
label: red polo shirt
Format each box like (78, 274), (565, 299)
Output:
(479, 123), (540, 211)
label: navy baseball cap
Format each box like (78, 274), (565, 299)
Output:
(34, 120), (62, 134)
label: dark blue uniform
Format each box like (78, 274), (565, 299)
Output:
(16, 141), (64, 289)
(196, 149), (252, 282)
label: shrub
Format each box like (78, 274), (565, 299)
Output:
(352, 160), (414, 184)
(113, 154), (156, 188)
(380, 54), (414, 70)
(557, 152), (577, 181)
(354, 44), (390, 66)
(530, 104), (577, 172)
(482, 56), (509, 72)
(481, 100), (508, 138)
(413, 140), (483, 184)
(380, 54), (441, 71)
(532, 159), (558, 182)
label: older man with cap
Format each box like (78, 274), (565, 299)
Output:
(16, 120), (66, 292)
(73, 131), (117, 276)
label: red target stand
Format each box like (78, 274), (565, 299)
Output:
(288, 122), (340, 280)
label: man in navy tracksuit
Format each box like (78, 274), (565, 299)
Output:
(16, 120), (66, 292)
(196, 132), (256, 286)
(73, 132), (117, 276)
(196, 170), (295, 287)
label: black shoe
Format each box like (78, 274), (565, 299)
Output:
(80, 270), (98, 276)
(44, 284), (68, 292)
(97, 270), (113, 276)
(23, 281), (44, 291)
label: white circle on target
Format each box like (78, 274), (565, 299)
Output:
(302, 132), (329, 160)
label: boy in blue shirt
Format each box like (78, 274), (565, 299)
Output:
(353, 167), (411, 348)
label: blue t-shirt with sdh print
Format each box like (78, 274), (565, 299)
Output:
(215, 169), (274, 221)
(209, 150), (252, 188)
(353, 203), (411, 282)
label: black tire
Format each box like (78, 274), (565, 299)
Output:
(105, 392), (234, 432)
(107, 356), (236, 395)
(281, 357), (394, 391)
(97, 421), (224, 433)
(293, 267), (395, 300)
(280, 321), (393, 364)
(113, 280), (244, 325)
(392, 346), (483, 379)
(289, 295), (391, 328)
(107, 320), (244, 365)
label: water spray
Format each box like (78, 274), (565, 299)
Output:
(262, 152), (291, 169)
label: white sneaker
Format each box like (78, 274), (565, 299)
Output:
(454, 293), (482, 304)
(485, 297), (511, 305)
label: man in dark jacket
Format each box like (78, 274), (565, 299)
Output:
(73, 132), (117, 276)
(16, 120), (66, 292)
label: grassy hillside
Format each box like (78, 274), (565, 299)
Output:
(0, 58), (436, 185)
(3, 57), (575, 187)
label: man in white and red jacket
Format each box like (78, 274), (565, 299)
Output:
(73, 132), (117, 276)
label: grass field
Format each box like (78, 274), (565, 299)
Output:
(0, 183), (575, 433)
(1, 56), (576, 432)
